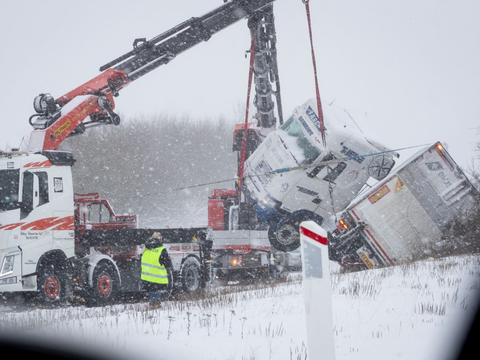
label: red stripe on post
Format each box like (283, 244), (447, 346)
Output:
(300, 226), (328, 245)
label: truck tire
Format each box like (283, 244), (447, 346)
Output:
(89, 263), (119, 306)
(268, 217), (308, 252)
(180, 257), (202, 293)
(36, 262), (66, 306)
(269, 215), (321, 252)
(268, 224), (301, 252)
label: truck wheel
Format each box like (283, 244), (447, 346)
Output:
(37, 263), (66, 306)
(180, 257), (202, 293)
(90, 263), (119, 306)
(268, 221), (302, 252)
(269, 215), (319, 252)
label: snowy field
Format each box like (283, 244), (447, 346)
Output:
(1, 254), (479, 360)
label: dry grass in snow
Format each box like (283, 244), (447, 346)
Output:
(0, 254), (479, 360)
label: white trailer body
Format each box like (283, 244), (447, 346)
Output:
(329, 142), (479, 269)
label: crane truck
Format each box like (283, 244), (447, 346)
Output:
(0, 0), (288, 306)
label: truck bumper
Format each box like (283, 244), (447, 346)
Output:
(211, 251), (272, 281)
(329, 226), (385, 269)
(0, 276), (23, 292)
(0, 249), (27, 292)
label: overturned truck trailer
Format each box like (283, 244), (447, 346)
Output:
(329, 142), (480, 270)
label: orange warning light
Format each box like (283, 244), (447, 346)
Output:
(437, 143), (443, 151)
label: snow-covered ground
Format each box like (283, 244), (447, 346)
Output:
(1, 254), (479, 360)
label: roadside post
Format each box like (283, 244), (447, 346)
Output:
(300, 221), (336, 360)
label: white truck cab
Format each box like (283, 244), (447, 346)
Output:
(0, 150), (75, 296)
(242, 99), (398, 251)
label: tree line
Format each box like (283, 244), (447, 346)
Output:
(60, 114), (239, 227)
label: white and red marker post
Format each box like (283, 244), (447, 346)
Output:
(300, 221), (336, 360)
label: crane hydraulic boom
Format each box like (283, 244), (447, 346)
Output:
(28, 0), (278, 152)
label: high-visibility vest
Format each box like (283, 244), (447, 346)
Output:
(141, 247), (168, 284)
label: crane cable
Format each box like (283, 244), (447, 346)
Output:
(125, 142), (424, 198)
(302, 0), (338, 220)
(303, 0), (326, 151)
(171, 143), (429, 192)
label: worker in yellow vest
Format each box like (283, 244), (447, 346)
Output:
(141, 232), (172, 302)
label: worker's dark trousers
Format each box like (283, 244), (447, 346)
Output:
(149, 290), (165, 302)
(143, 280), (168, 302)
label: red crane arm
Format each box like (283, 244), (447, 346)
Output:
(29, 69), (130, 151)
(27, 0), (278, 152)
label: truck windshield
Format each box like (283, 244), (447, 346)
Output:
(278, 116), (321, 165)
(0, 169), (20, 211)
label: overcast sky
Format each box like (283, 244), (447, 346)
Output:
(0, 0), (479, 169)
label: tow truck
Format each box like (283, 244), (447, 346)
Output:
(0, 0), (286, 305)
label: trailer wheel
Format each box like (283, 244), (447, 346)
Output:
(89, 263), (119, 305)
(36, 262), (66, 306)
(368, 154), (395, 180)
(180, 257), (202, 293)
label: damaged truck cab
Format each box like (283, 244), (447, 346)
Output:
(242, 99), (398, 251)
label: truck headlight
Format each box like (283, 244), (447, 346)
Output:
(1, 255), (15, 276)
(259, 194), (281, 209)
